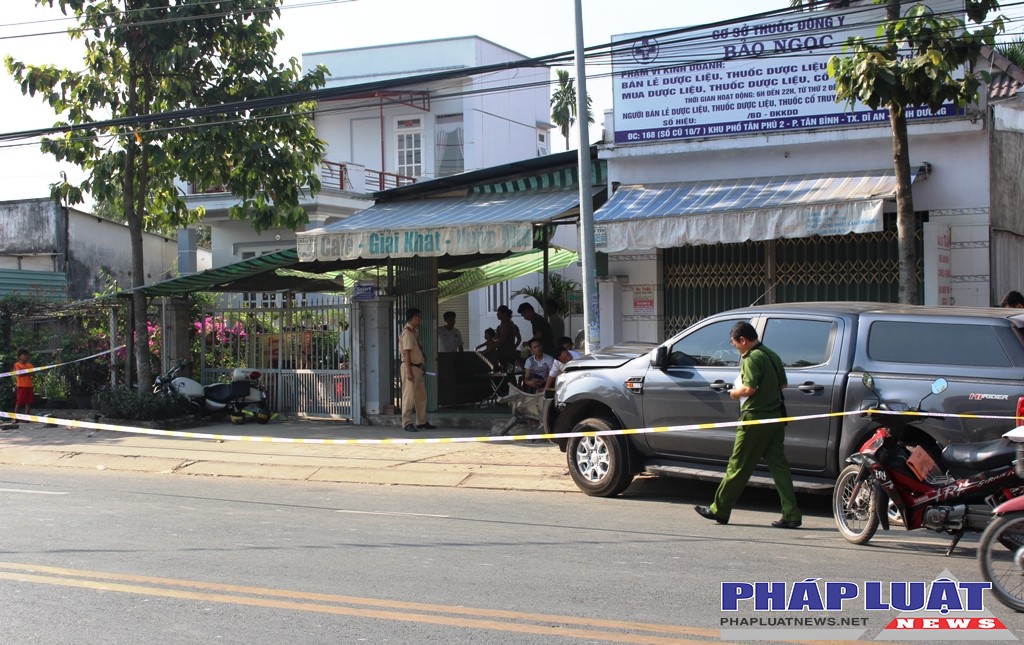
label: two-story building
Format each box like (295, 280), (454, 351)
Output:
(185, 36), (553, 268)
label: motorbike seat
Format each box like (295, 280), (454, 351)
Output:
(940, 438), (1016, 475)
(205, 382), (247, 404)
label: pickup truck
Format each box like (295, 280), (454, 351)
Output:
(545, 302), (1024, 497)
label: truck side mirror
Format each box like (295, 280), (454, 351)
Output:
(651, 346), (668, 369)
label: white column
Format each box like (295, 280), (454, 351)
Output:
(598, 276), (629, 347)
(359, 297), (394, 416)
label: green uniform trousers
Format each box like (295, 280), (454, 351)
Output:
(709, 414), (801, 523)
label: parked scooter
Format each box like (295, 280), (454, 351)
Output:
(834, 373), (1024, 555)
(153, 360), (271, 425)
(978, 425), (1024, 612)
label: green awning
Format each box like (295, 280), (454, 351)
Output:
(439, 248), (576, 301)
(136, 248), (301, 296)
(134, 245), (576, 298)
(274, 248), (578, 301)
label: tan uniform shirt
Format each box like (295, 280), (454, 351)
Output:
(400, 325), (425, 365)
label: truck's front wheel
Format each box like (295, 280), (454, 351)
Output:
(566, 417), (634, 497)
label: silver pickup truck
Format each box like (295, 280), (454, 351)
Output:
(545, 302), (1024, 497)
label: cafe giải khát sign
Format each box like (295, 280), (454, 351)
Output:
(296, 222), (535, 262)
(612, 0), (963, 145)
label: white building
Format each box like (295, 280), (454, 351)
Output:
(593, 2), (1024, 344)
(185, 36), (553, 271)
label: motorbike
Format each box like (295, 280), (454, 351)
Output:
(834, 373), (1024, 556)
(978, 425), (1024, 612)
(153, 360), (271, 425)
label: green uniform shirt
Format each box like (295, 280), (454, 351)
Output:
(739, 343), (787, 416)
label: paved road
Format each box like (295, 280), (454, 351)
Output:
(2, 467), (1021, 644)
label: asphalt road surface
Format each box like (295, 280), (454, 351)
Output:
(1, 467), (1021, 644)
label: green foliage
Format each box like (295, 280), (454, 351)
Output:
(826, 1), (1003, 114)
(511, 273), (581, 318)
(550, 69), (594, 151)
(92, 386), (193, 421)
(5, 1), (328, 389)
(998, 38), (1024, 69)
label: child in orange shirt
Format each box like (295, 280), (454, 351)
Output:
(13, 349), (35, 415)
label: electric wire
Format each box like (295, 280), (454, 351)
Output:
(0, 1), (1018, 152)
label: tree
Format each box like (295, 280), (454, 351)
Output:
(6, 0), (327, 390)
(550, 69), (594, 150)
(795, 0), (1002, 303)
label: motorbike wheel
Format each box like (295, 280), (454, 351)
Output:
(833, 464), (880, 545)
(255, 401), (271, 425)
(978, 512), (1024, 613)
(229, 413), (246, 425)
(565, 417), (633, 497)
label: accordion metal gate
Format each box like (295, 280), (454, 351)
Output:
(662, 217), (922, 336)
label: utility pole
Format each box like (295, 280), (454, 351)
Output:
(574, 0), (599, 353)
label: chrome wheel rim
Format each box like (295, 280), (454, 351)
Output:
(574, 436), (610, 483)
(835, 472), (872, 535)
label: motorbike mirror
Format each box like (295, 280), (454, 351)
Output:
(861, 372), (875, 392)
(931, 378), (948, 395)
(1003, 426), (1024, 442)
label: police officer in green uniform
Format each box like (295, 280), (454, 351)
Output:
(694, 321), (802, 529)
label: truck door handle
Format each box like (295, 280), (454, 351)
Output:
(709, 380), (732, 393)
(797, 381), (824, 393)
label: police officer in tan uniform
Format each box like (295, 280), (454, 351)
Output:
(400, 308), (435, 432)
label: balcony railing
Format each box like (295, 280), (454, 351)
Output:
(186, 161), (417, 197)
(321, 160), (417, 194)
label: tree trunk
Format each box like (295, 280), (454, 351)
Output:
(122, 48), (152, 391)
(886, 0), (918, 305)
(888, 101), (918, 305)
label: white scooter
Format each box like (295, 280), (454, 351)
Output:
(153, 360), (271, 425)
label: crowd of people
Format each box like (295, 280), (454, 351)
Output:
(397, 298), (579, 420)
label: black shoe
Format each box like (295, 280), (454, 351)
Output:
(403, 424), (418, 433)
(694, 505), (728, 525)
(771, 518), (802, 529)
(417, 422), (437, 430)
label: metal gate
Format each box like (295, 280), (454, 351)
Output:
(197, 293), (358, 421)
(663, 215), (923, 335)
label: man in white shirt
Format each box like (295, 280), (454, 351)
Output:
(522, 338), (554, 393)
(437, 311), (464, 353)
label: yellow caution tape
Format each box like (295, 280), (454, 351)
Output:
(0, 346), (125, 379)
(0, 408), (1018, 446)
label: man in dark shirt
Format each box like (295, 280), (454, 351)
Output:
(517, 302), (555, 357)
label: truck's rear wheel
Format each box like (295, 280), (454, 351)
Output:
(566, 417), (633, 497)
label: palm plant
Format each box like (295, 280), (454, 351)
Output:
(999, 38), (1024, 69)
(550, 69), (594, 150)
(511, 273), (581, 317)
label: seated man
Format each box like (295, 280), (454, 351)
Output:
(545, 346), (578, 391)
(522, 338), (554, 393)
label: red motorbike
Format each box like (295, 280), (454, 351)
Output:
(978, 426), (1024, 612)
(834, 374), (1024, 556)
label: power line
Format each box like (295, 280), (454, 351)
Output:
(0, 0), (1016, 149)
(0, 0), (357, 41)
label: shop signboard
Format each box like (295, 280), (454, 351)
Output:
(612, 0), (963, 145)
(297, 222), (534, 262)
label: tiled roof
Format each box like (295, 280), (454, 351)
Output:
(983, 46), (1024, 101)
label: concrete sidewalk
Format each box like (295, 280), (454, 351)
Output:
(0, 413), (577, 493)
